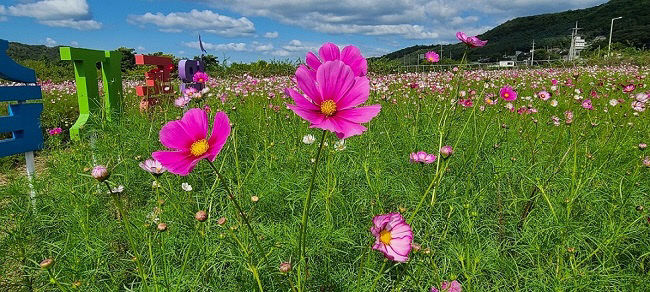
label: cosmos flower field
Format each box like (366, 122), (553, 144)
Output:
(1, 50), (650, 290)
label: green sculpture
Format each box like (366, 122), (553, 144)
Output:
(60, 47), (123, 141)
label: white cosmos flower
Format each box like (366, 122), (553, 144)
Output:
(334, 140), (346, 151)
(182, 183), (192, 192)
(550, 100), (558, 107)
(302, 134), (315, 145)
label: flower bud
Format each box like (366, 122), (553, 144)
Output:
(279, 262), (292, 273)
(195, 210), (208, 222)
(440, 145), (453, 158)
(157, 222), (167, 231)
(91, 165), (110, 182)
(39, 258), (54, 269)
(217, 217), (227, 226)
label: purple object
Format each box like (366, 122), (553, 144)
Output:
(178, 60), (205, 82)
(178, 59), (205, 92)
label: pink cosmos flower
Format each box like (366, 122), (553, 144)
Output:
(152, 109), (231, 176)
(371, 212), (413, 262)
(305, 42), (367, 77)
(635, 93), (648, 103)
(643, 156), (650, 168)
(431, 280), (462, 292)
(174, 96), (191, 108)
(581, 99), (593, 110)
(622, 84), (636, 93)
(456, 32), (487, 48)
(139, 158), (167, 176)
(48, 127), (62, 136)
(425, 51), (440, 63)
(285, 60), (381, 139)
(537, 91), (551, 101)
(440, 145), (453, 158)
(459, 99), (473, 108)
(193, 71), (209, 83)
(410, 151), (437, 164)
(184, 87), (198, 96)
(500, 86), (517, 101)
(632, 101), (646, 112)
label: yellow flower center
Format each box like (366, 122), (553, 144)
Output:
(190, 139), (210, 157)
(320, 100), (337, 116)
(379, 230), (392, 245)
(504, 93), (510, 98)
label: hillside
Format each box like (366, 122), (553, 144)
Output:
(378, 0), (650, 63)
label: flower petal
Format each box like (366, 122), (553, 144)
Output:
(152, 150), (200, 176)
(306, 52), (322, 71)
(337, 76), (370, 110)
(159, 120), (194, 150)
(341, 45), (367, 76)
(296, 65), (322, 104)
(318, 42), (340, 62)
(288, 104), (325, 125)
(180, 108), (209, 142)
(287, 88), (319, 111)
(316, 60), (355, 103)
(337, 104), (381, 124)
(206, 112), (231, 161)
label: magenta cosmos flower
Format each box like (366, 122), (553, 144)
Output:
(152, 109), (231, 176)
(371, 212), (413, 262)
(306, 42), (367, 77)
(581, 99), (593, 110)
(425, 51), (440, 63)
(456, 32), (487, 48)
(431, 280), (462, 292)
(193, 71), (209, 83)
(410, 151), (436, 164)
(286, 60), (381, 139)
(48, 127), (62, 135)
(500, 86), (517, 101)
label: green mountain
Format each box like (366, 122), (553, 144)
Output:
(378, 0), (649, 63)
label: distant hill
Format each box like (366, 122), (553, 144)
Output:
(378, 0), (650, 63)
(7, 42), (63, 63)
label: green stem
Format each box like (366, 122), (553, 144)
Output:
(207, 160), (264, 261)
(103, 181), (148, 290)
(369, 261), (388, 291)
(47, 269), (67, 292)
(297, 130), (328, 290)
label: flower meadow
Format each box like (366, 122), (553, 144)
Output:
(1, 39), (650, 291)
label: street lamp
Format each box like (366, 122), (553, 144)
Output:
(608, 16), (622, 57)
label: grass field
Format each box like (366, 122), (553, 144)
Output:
(1, 64), (649, 291)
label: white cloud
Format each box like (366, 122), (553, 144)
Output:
(183, 41), (250, 52)
(45, 37), (57, 47)
(264, 31), (279, 38)
(128, 10), (255, 37)
(201, 0), (607, 42)
(137, 46), (146, 52)
(253, 42), (274, 51)
(70, 41), (79, 46)
(271, 50), (290, 57)
(40, 19), (101, 30)
(3, 0), (102, 30)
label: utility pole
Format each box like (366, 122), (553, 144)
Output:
(608, 16), (623, 57)
(530, 40), (535, 66)
(439, 44), (443, 61)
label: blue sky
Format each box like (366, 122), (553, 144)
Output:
(0, 0), (608, 63)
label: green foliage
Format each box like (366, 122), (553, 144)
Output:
(1, 66), (649, 291)
(379, 0), (650, 63)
